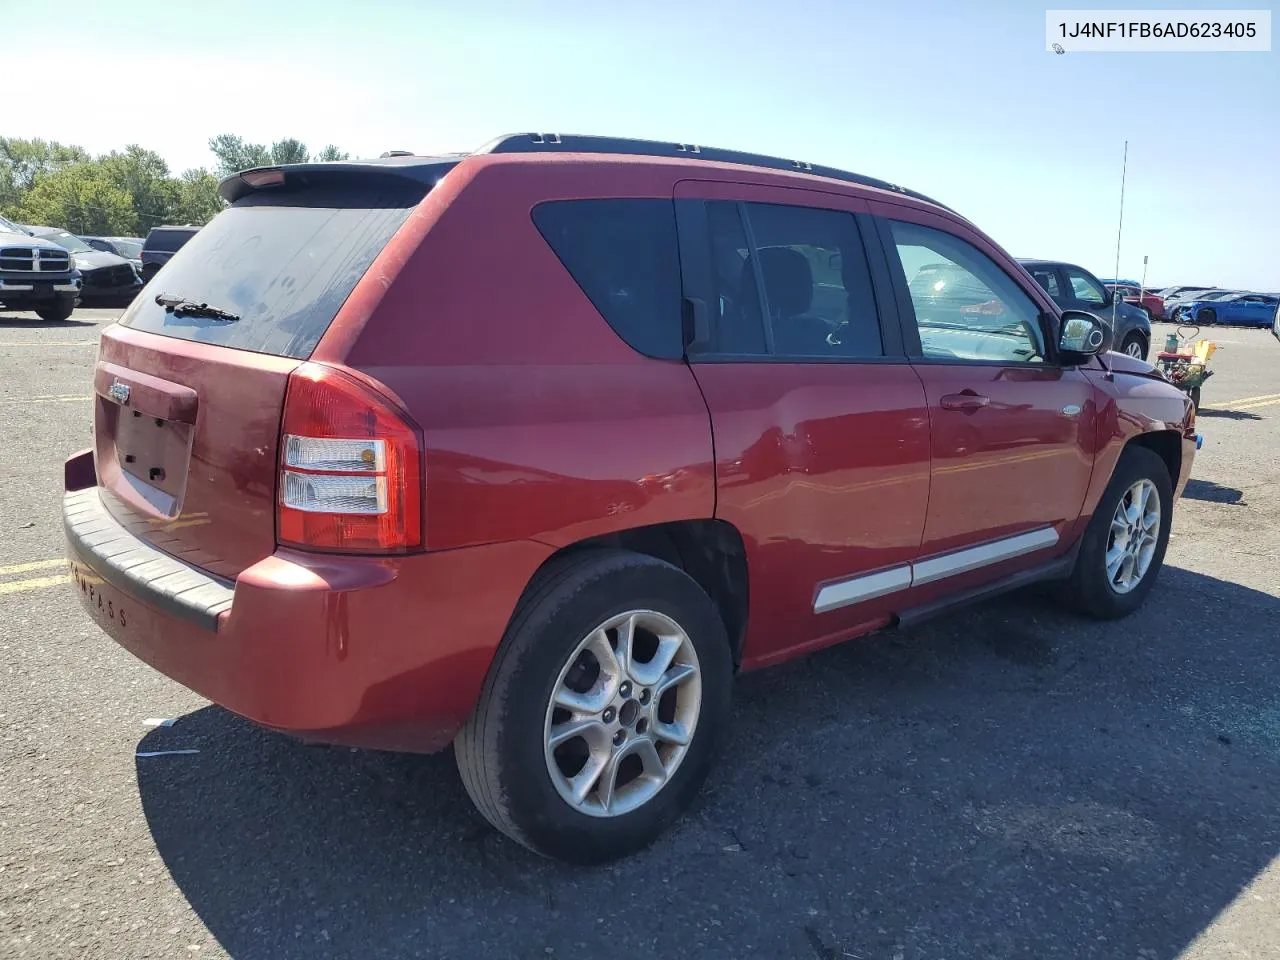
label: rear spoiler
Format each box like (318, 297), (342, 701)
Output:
(219, 158), (461, 203)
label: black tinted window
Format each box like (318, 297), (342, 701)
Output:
(532, 199), (683, 360)
(706, 202), (766, 354)
(147, 228), (198, 252)
(121, 182), (423, 359)
(1027, 267), (1062, 300)
(743, 203), (882, 358)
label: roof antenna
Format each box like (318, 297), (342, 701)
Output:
(1106, 140), (1129, 380)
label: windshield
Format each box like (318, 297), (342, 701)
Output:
(42, 230), (95, 254)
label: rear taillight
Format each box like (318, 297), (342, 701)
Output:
(277, 362), (423, 553)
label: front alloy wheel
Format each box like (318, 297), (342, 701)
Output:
(1063, 445), (1172, 619)
(1105, 478), (1161, 593)
(545, 610), (701, 817)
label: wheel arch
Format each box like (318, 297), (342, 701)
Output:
(533, 519), (750, 668)
(1124, 429), (1182, 488)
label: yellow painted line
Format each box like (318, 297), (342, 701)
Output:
(0, 574), (70, 596)
(1216, 391), (1280, 408)
(0, 395), (90, 404)
(0, 340), (96, 347)
(1228, 398), (1280, 411)
(0, 558), (66, 576)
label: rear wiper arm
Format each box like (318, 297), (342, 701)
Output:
(154, 294), (240, 323)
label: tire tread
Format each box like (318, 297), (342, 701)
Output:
(455, 549), (615, 852)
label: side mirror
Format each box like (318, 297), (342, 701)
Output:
(1058, 310), (1111, 362)
(1101, 288), (1115, 307)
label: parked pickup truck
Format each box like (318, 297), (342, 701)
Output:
(0, 213), (82, 321)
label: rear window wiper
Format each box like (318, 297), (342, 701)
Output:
(154, 294), (240, 323)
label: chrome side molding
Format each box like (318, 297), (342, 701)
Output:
(813, 526), (1061, 615)
(813, 565), (912, 614)
(911, 527), (1060, 586)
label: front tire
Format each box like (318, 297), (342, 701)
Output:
(455, 549), (733, 863)
(35, 299), (75, 322)
(1120, 332), (1147, 360)
(1064, 446), (1173, 620)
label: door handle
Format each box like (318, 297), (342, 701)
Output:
(940, 392), (990, 411)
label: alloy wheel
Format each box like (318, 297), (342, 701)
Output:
(1105, 478), (1161, 594)
(543, 610), (702, 818)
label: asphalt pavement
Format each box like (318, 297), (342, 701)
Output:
(1, 311), (1277, 959)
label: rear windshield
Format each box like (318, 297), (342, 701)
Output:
(113, 239), (143, 259)
(145, 229), (198, 252)
(121, 182), (424, 359)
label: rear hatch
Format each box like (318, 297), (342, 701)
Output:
(92, 170), (442, 577)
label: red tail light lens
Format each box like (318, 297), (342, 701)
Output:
(277, 362), (423, 553)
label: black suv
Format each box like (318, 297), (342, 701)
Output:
(140, 225), (200, 282)
(1018, 259), (1152, 360)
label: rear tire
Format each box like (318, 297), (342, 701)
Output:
(35, 299), (75, 322)
(1063, 446), (1173, 620)
(455, 549), (733, 864)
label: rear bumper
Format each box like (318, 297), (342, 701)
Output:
(63, 455), (553, 752)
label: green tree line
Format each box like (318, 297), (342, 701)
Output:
(0, 135), (348, 237)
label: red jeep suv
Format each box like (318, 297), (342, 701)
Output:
(63, 134), (1197, 863)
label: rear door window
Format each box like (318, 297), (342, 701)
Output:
(531, 199), (683, 360)
(699, 200), (883, 359)
(743, 202), (883, 359)
(705, 201), (767, 355)
(121, 182), (424, 359)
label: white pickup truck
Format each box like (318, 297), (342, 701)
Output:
(0, 212), (82, 321)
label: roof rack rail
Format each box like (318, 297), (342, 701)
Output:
(475, 133), (955, 213)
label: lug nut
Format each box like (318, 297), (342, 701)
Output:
(636, 718), (649, 735)
(639, 688), (651, 705)
(619, 681), (632, 698)
(613, 730), (626, 746)
(602, 707), (616, 724)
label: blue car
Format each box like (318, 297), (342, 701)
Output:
(1183, 293), (1279, 327)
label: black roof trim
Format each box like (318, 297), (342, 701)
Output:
(216, 134), (955, 213)
(475, 133), (955, 213)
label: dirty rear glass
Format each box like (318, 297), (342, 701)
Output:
(121, 182), (425, 359)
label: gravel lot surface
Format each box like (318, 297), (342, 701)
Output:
(1, 311), (1277, 959)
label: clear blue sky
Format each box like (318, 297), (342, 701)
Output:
(5, 0), (1277, 288)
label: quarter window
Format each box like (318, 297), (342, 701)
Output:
(532, 199), (684, 360)
(888, 221), (1045, 364)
